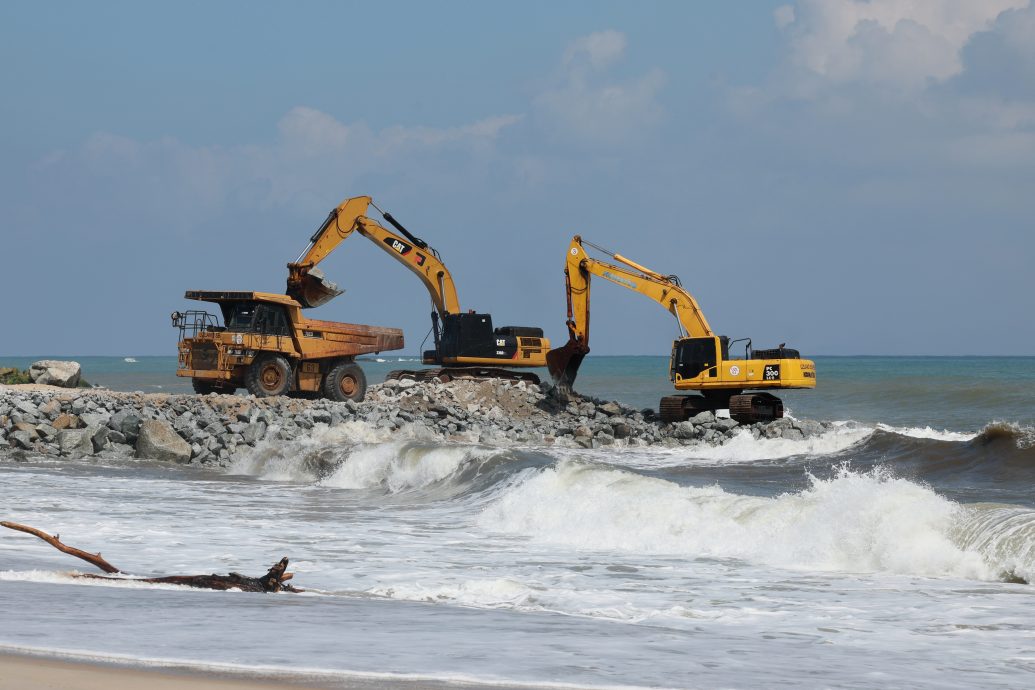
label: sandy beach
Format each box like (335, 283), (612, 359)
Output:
(0, 652), (519, 690)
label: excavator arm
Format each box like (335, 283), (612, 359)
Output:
(286, 196), (461, 316)
(547, 235), (713, 390)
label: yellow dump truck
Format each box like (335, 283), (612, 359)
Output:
(173, 290), (403, 401)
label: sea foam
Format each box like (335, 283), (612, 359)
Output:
(478, 461), (1030, 581)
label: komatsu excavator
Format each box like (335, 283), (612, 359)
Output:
(547, 236), (815, 423)
(286, 196), (549, 383)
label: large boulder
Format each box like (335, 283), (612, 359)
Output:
(29, 360), (81, 388)
(135, 420), (191, 463)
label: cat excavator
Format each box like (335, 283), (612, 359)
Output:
(546, 236), (815, 423)
(286, 196), (549, 383)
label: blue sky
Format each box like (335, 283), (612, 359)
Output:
(2, 1), (1033, 356)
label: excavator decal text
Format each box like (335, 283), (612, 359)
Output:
(383, 237), (412, 256)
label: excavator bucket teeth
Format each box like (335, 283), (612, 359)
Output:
(546, 339), (588, 394)
(291, 269), (343, 309)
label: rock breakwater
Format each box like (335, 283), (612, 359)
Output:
(1, 379), (833, 464)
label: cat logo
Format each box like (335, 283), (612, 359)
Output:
(383, 237), (412, 256)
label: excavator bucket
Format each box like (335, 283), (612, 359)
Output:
(546, 337), (588, 397)
(289, 268), (343, 309)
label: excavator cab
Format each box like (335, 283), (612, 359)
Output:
(670, 336), (729, 380)
(425, 312), (546, 365)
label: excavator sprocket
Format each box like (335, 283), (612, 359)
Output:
(385, 368), (541, 385)
(728, 392), (784, 424)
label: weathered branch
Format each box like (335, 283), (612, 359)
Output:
(1, 521), (121, 573)
(3, 521), (300, 593)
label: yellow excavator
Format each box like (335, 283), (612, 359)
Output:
(547, 236), (816, 423)
(286, 196), (549, 383)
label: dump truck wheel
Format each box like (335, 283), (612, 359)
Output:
(246, 354), (292, 397)
(324, 361), (367, 402)
(192, 379), (234, 395)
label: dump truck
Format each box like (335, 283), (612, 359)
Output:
(286, 195), (549, 383)
(172, 290), (403, 400)
(547, 236), (815, 423)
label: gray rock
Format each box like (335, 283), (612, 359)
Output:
(794, 419), (824, 438)
(14, 400), (38, 416)
(714, 417), (740, 432)
(8, 429), (34, 450)
(612, 422), (633, 439)
(107, 430), (127, 445)
(57, 429), (93, 454)
(136, 420), (192, 463)
(599, 401), (621, 416)
(111, 410), (142, 441)
(79, 412), (110, 428)
(29, 360), (81, 388)
(689, 410), (715, 425)
(672, 421), (697, 440)
(85, 424), (109, 452)
(36, 423), (58, 442)
(238, 424), (262, 444)
(574, 425), (593, 438)
(781, 427), (805, 441)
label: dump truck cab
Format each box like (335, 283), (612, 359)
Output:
(173, 291), (403, 401)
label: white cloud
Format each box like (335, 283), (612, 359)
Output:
(779, 0), (1028, 90)
(774, 5), (795, 30)
(32, 108), (523, 225)
(563, 29), (626, 70)
(534, 30), (666, 145)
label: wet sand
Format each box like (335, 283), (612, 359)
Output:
(0, 652), (521, 690)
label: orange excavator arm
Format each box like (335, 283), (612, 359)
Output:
(547, 235), (713, 391)
(286, 196), (461, 316)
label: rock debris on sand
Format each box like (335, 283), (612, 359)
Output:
(0, 379), (832, 464)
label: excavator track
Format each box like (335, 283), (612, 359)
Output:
(658, 395), (719, 423)
(728, 392), (784, 424)
(385, 368), (541, 385)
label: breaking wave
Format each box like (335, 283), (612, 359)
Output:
(478, 461), (1035, 582)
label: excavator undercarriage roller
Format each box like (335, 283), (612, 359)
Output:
(385, 368), (541, 385)
(659, 392), (784, 424)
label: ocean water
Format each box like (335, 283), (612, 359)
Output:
(2, 355), (1035, 688)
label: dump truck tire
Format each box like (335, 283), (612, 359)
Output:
(192, 379), (234, 395)
(323, 361), (367, 402)
(246, 354), (292, 397)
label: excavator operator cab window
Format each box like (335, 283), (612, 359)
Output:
(671, 337), (721, 380)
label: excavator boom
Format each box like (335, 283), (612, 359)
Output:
(547, 235), (714, 391)
(286, 196), (460, 315)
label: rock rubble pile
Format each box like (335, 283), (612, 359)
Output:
(1, 379), (832, 464)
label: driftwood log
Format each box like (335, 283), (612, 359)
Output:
(2, 521), (300, 593)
